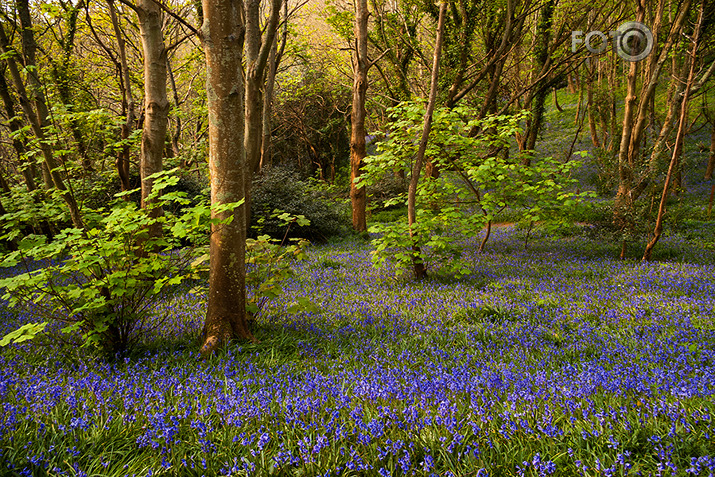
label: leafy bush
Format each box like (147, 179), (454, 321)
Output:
(366, 167), (407, 210)
(251, 166), (350, 242)
(0, 170), (238, 356)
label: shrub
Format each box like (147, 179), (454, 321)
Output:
(251, 166), (350, 242)
(0, 170), (237, 356)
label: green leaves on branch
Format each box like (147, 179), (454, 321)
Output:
(0, 169), (243, 355)
(0, 322), (47, 347)
(360, 102), (593, 278)
(246, 211), (314, 316)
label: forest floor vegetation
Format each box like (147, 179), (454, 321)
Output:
(1, 225), (714, 476)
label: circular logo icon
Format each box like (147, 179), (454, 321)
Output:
(616, 21), (654, 62)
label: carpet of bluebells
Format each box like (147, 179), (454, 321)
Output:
(1, 226), (715, 476)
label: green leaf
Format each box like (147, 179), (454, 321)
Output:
(0, 322), (47, 346)
(287, 297), (321, 314)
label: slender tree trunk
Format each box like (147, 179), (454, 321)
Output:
(587, 59), (601, 148)
(260, 40), (278, 171)
(17, 0), (55, 191)
(574, 67), (584, 125)
(350, 0), (369, 232)
(0, 17), (84, 229)
(49, 1), (91, 173)
(568, 72), (577, 94)
(260, 0), (287, 171)
(522, 0), (556, 160)
(552, 87), (562, 112)
(108, 0), (135, 193)
(201, 0), (253, 356)
(137, 0), (169, 235)
(615, 0), (691, 247)
(705, 121), (715, 180)
(408, 1), (447, 280)
(0, 69), (36, 191)
(643, 2), (703, 261)
(614, 3), (646, 246)
(244, 0), (282, 229)
(646, 60), (686, 185)
(167, 56), (182, 160)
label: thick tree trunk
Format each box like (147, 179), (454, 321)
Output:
(108, 0), (135, 193)
(408, 1), (447, 280)
(350, 0), (369, 232)
(201, 0), (253, 356)
(137, 0), (169, 234)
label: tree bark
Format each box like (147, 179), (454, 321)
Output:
(49, 0), (92, 173)
(108, 0), (135, 193)
(614, 0), (691, 248)
(167, 55), (182, 160)
(408, 0), (447, 280)
(201, 0), (253, 356)
(552, 87), (563, 112)
(0, 68), (36, 191)
(613, 3), (646, 241)
(0, 17), (84, 229)
(260, 0), (287, 171)
(586, 59), (601, 148)
(705, 121), (715, 180)
(350, 0), (369, 232)
(643, 1), (703, 261)
(137, 0), (169, 234)
(521, 0), (556, 162)
(243, 0), (282, 228)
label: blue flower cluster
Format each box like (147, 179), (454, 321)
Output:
(1, 227), (714, 476)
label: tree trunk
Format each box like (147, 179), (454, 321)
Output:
(260, 40), (278, 171)
(137, 0), (169, 235)
(260, 0), (287, 171)
(49, 1), (91, 173)
(614, 0), (691, 242)
(201, 0), (253, 356)
(16, 0), (55, 191)
(614, 3), (647, 240)
(0, 68), (36, 191)
(705, 121), (715, 180)
(408, 0), (447, 280)
(108, 0), (135, 193)
(522, 0), (556, 160)
(0, 15), (84, 229)
(350, 0), (369, 232)
(167, 56), (182, 160)
(586, 59), (601, 148)
(552, 87), (562, 113)
(244, 0), (282, 228)
(643, 1), (703, 261)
